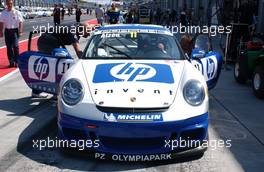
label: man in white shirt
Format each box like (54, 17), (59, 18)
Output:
(0, 0), (24, 68)
(95, 4), (104, 25)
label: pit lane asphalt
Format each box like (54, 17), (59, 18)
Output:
(0, 42), (264, 172)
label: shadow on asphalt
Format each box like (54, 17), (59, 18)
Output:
(0, 96), (49, 117)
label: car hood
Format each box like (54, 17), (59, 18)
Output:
(81, 60), (185, 108)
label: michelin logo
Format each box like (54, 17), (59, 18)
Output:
(93, 63), (174, 84)
(104, 113), (163, 122)
(28, 55), (57, 82)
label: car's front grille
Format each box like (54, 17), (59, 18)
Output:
(62, 128), (87, 140)
(100, 136), (166, 150)
(96, 106), (169, 113)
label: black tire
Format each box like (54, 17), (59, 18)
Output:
(252, 66), (264, 99)
(234, 55), (248, 84)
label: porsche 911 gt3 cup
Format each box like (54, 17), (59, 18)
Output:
(18, 24), (222, 161)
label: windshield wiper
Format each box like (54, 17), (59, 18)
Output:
(101, 43), (133, 59)
(116, 37), (135, 53)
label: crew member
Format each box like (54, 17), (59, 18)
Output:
(37, 23), (91, 58)
(76, 8), (82, 23)
(95, 4), (104, 25)
(53, 4), (61, 25)
(61, 7), (65, 21)
(107, 3), (120, 24)
(0, 0), (24, 68)
(33, 23), (92, 98)
(180, 34), (193, 56)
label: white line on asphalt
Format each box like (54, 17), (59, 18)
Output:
(0, 69), (19, 83)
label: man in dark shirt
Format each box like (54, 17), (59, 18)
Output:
(34, 23), (92, 98)
(37, 23), (91, 58)
(61, 8), (65, 21)
(76, 8), (82, 23)
(53, 4), (61, 25)
(107, 3), (120, 24)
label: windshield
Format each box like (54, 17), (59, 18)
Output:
(194, 35), (210, 51)
(84, 32), (182, 60)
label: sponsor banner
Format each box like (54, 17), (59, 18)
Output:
(104, 113), (163, 122)
(191, 55), (218, 81)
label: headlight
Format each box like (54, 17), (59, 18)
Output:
(61, 79), (84, 106)
(183, 80), (205, 106)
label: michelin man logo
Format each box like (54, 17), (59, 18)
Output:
(28, 56), (57, 82)
(104, 113), (117, 122)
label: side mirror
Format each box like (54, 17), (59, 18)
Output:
(191, 49), (206, 59)
(52, 48), (71, 59)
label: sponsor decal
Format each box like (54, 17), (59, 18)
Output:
(93, 63), (174, 84)
(191, 55), (217, 81)
(104, 113), (163, 122)
(101, 33), (121, 38)
(57, 59), (75, 75)
(94, 88), (174, 96)
(95, 153), (172, 161)
(206, 58), (216, 79)
(28, 55), (57, 82)
(29, 83), (56, 93)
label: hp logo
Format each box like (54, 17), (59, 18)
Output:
(110, 63), (156, 81)
(33, 57), (49, 80)
(206, 58), (215, 79)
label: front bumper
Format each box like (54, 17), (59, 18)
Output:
(58, 112), (208, 156)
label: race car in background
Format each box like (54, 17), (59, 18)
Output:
(18, 24), (222, 161)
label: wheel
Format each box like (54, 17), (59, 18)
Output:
(252, 66), (264, 99)
(234, 55), (248, 84)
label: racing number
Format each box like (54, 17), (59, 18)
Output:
(130, 32), (137, 39)
(61, 62), (71, 74)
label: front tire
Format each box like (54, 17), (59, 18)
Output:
(234, 56), (248, 84)
(252, 66), (264, 99)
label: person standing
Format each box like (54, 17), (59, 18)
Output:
(107, 3), (120, 24)
(0, 0), (24, 68)
(87, 8), (89, 15)
(53, 4), (60, 25)
(61, 7), (65, 21)
(95, 4), (104, 25)
(68, 8), (71, 16)
(76, 8), (82, 23)
(89, 8), (93, 15)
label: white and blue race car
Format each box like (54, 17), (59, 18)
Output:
(18, 24), (222, 161)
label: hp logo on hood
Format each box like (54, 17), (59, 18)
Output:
(93, 63), (174, 84)
(110, 63), (156, 81)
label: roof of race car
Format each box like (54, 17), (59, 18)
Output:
(94, 24), (173, 35)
